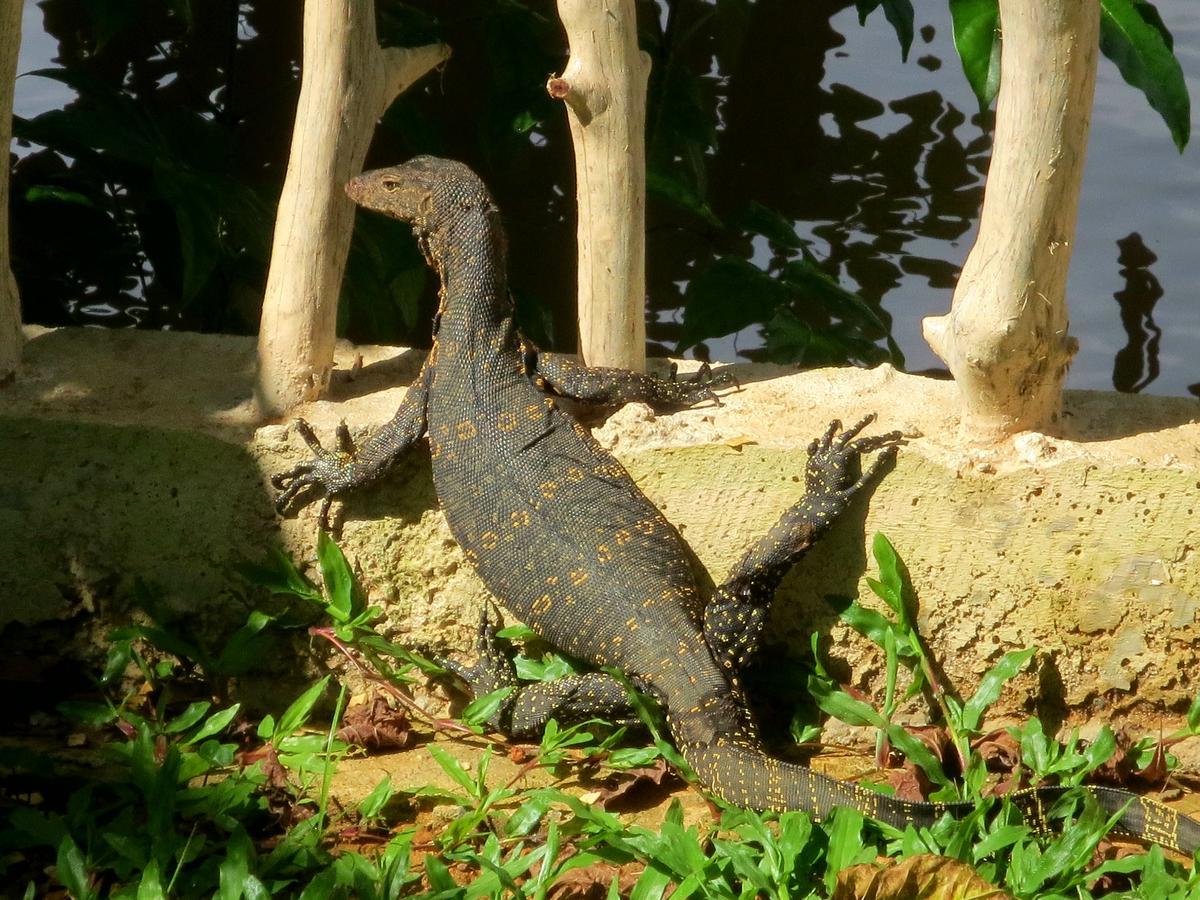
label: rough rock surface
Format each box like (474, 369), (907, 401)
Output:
(3, 327), (1199, 740)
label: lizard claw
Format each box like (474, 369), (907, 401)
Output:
(437, 605), (518, 731)
(661, 362), (738, 408)
(272, 419), (358, 530)
(805, 416), (904, 500)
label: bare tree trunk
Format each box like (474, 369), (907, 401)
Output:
(0, 0), (22, 381)
(255, 0), (448, 416)
(923, 0), (1097, 442)
(548, 0), (650, 372)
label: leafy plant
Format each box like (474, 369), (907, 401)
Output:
(9, 527), (1200, 896)
(937, 0), (1191, 149)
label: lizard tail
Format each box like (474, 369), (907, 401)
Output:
(683, 740), (1200, 854)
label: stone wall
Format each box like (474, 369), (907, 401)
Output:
(3, 326), (1198, 739)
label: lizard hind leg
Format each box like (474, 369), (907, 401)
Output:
(440, 605), (642, 739)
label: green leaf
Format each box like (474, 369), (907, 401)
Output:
(495, 623), (538, 641)
(108, 623), (203, 666)
(506, 793), (551, 837)
(57, 700), (117, 726)
(1082, 725), (1118, 774)
(778, 255), (893, 335)
(808, 677), (886, 728)
(423, 854), (456, 893)
(427, 744), (480, 797)
(25, 185), (97, 207)
(1100, 0), (1190, 151)
(646, 168), (721, 227)
(316, 531), (355, 622)
(462, 686), (515, 728)
(886, 724), (951, 787)
(238, 549), (321, 601)
(276, 677), (330, 742)
(100, 639), (134, 684)
(136, 858), (166, 900)
(358, 776), (395, 820)
(154, 165), (221, 303)
(55, 835), (96, 900)
(961, 647), (1037, 733)
(949, 0), (1002, 109)
(763, 307), (893, 370)
(839, 602), (899, 650)
(1187, 692), (1200, 733)
(164, 701), (212, 734)
(216, 610), (278, 676)
(187, 704), (241, 744)
(734, 202), (803, 250)
(971, 822), (1030, 862)
(823, 807), (871, 893)
(607, 746), (663, 769)
(870, 533), (906, 620)
(217, 828), (255, 900)
(297, 867), (338, 899)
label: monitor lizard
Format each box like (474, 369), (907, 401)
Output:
(274, 155), (1200, 854)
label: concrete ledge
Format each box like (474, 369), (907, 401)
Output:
(3, 327), (1199, 739)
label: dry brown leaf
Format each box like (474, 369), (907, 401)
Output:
(547, 861), (643, 899)
(883, 762), (930, 803)
(723, 436), (757, 450)
(833, 853), (1012, 900)
(595, 757), (680, 810)
(336, 693), (414, 752)
(975, 729), (1020, 771)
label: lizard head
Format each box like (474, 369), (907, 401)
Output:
(345, 156), (497, 238)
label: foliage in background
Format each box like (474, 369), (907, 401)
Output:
(946, 0), (1191, 151)
(8, 0), (1193, 361)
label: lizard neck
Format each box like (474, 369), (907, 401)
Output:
(428, 211), (513, 337)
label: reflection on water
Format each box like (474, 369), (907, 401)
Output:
(10, 0), (1200, 395)
(1111, 233), (1163, 394)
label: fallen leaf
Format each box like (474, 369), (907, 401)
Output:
(723, 436), (757, 450)
(336, 693), (413, 752)
(883, 762), (930, 802)
(975, 729), (1020, 771)
(595, 758), (680, 811)
(547, 861), (643, 899)
(834, 853), (1012, 899)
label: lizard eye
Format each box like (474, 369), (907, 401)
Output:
(382, 179), (401, 192)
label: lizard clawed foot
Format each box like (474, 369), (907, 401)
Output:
(664, 361), (739, 408)
(436, 605), (518, 731)
(805, 414), (905, 500)
(272, 418), (359, 531)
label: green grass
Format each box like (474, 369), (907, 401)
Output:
(2, 534), (1198, 898)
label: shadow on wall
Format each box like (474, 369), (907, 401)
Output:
(0, 411), (425, 717)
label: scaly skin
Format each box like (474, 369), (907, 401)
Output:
(275, 156), (1200, 853)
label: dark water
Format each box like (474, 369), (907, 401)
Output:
(814, 2), (1200, 397)
(13, 0), (1200, 396)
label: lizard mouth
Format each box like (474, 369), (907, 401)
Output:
(345, 160), (441, 223)
(343, 175), (370, 205)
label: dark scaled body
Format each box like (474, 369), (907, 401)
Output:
(275, 156), (1200, 854)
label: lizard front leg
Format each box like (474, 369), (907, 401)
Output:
(704, 416), (903, 672)
(273, 360), (431, 528)
(524, 342), (736, 409)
